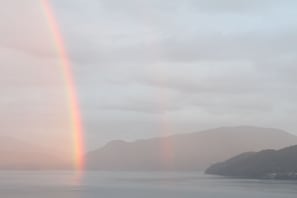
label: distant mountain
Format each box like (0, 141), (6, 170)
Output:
(86, 126), (297, 171)
(205, 145), (297, 180)
(0, 136), (69, 170)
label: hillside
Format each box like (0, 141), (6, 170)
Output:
(205, 145), (297, 179)
(86, 126), (297, 171)
(0, 136), (69, 170)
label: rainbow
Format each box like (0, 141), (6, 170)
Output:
(41, 0), (85, 171)
(39, 0), (175, 172)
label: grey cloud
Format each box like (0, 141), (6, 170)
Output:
(0, 48), (62, 86)
(57, 3), (297, 66)
(137, 62), (262, 94)
(52, 0), (297, 148)
(0, 1), (58, 58)
(78, 82), (183, 114)
(190, 0), (294, 13)
(1, 0), (297, 150)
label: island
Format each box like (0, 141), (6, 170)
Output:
(205, 145), (297, 180)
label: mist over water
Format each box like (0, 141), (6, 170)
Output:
(0, 171), (296, 198)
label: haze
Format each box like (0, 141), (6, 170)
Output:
(0, 0), (297, 153)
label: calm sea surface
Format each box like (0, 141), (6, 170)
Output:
(0, 171), (296, 198)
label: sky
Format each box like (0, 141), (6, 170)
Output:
(1, 0), (297, 151)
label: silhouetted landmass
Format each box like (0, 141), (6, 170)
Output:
(86, 126), (297, 171)
(205, 145), (297, 179)
(0, 136), (70, 170)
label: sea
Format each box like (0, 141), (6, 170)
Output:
(0, 171), (296, 198)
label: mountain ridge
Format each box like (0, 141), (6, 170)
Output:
(86, 126), (297, 171)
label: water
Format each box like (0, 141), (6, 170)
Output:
(0, 171), (296, 198)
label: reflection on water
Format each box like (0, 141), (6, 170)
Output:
(0, 171), (297, 198)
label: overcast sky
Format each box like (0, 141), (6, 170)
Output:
(1, 0), (297, 151)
